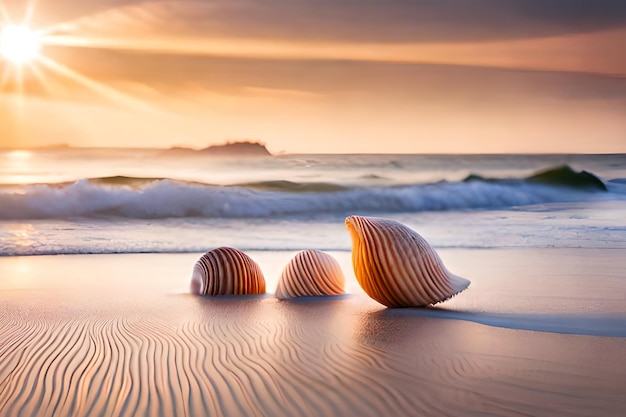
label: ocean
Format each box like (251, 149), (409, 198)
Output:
(1, 149), (625, 256)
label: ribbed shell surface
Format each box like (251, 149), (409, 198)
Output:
(190, 247), (266, 295)
(275, 250), (345, 299)
(345, 216), (470, 307)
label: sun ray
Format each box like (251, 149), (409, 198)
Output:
(26, 61), (52, 95)
(36, 55), (152, 112)
(16, 63), (22, 93)
(0, 2), (12, 25)
(23, 0), (39, 26)
(1, 63), (13, 90)
(14, 64), (25, 116)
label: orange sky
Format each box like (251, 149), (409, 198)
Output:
(1, 0), (625, 153)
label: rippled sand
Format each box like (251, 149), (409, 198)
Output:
(1, 249), (625, 417)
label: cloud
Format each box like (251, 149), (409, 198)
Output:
(34, 1), (626, 79)
(41, 0), (626, 43)
(36, 45), (626, 105)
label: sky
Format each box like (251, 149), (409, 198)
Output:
(0, 0), (625, 153)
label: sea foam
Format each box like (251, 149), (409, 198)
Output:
(0, 176), (620, 220)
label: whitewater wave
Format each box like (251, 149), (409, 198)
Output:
(0, 176), (621, 220)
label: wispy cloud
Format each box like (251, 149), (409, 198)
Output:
(38, 0), (626, 42)
(35, 0), (625, 78)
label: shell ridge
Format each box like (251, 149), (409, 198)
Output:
(418, 237), (454, 295)
(372, 219), (415, 307)
(352, 218), (380, 300)
(231, 249), (244, 294)
(240, 251), (254, 294)
(413, 241), (448, 303)
(399, 225), (434, 305)
(220, 248), (234, 295)
(285, 257), (300, 297)
(317, 258), (338, 294)
(358, 218), (393, 305)
(307, 251), (335, 296)
(374, 218), (422, 307)
(300, 251), (322, 296)
(399, 223), (457, 304)
(293, 252), (311, 296)
(421, 253), (450, 302)
(207, 253), (220, 295)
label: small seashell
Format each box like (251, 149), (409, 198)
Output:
(276, 250), (345, 299)
(345, 216), (470, 307)
(275, 250), (345, 299)
(190, 247), (266, 295)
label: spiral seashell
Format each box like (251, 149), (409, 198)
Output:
(190, 247), (266, 295)
(345, 216), (470, 307)
(275, 250), (345, 299)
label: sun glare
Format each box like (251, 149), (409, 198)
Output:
(1, 25), (41, 64)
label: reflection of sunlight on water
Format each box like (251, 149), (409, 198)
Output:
(3, 150), (34, 185)
(7, 150), (32, 161)
(10, 224), (36, 247)
(1, 150), (57, 185)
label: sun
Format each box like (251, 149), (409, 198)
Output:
(1, 25), (41, 64)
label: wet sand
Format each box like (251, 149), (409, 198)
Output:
(1, 249), (625, 417)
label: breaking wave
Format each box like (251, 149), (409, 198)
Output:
(0, 170), (621, 220)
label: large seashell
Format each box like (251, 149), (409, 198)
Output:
(190, 247), (266, 295)
(275, 250), (345, 299)
(345, 216), (470, 307)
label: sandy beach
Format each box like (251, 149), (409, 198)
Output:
(1, 0), (625, 414)
(1, 248), (625, 417)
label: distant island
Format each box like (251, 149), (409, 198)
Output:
(199, 141), (272, 156)
(35, 143), (72, 149)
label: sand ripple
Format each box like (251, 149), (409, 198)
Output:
(1, 298), (626, 417)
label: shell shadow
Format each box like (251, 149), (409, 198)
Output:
(194, 293), (269, 301)
(376, 307), (626, 338)
(274, 294), (352, 303)
(187, 293), (271, 323)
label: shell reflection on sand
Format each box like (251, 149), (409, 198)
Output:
(190, 247), (266, 295)
(345, 216), (470, 307)
(275, 250), (345, 299)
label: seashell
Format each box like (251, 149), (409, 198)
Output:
(190, 247), (266, 295)
(275, 250), (345, 299)
(345, 216), (470, 307)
